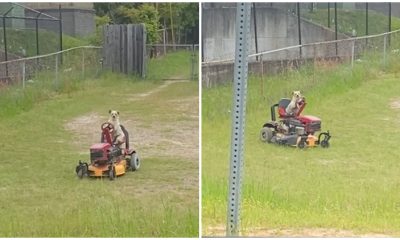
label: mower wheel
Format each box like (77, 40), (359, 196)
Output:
(109, 166), (115, 181)
(297, 138), (306, 149)
(321, 140), (330, 148)
(130, 153), (140, 171)
(76, 163), (88, 179)
(260, 127), (273, 143)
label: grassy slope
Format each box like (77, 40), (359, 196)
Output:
(303, 9), (400, 36)
(0, 28), (89, 57)
(0, 52), (198, 237)
(202, 54), (400, 236)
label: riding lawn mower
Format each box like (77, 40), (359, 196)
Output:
(75, 122), (140, 180)
(260, 97), (331, 148)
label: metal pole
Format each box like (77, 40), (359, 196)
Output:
(59, 5), (63, 64)
(335, 3), (338, 56)
(351, 40), (355, 68)
(82, 49), (85, 79)
(22, 61), (26, 88)
(383, 34), (387, 66)
(2, 17), (8, 76)
(389, 2), (391, 46)
(35, 13), (41, 57)
(55, 54), (58, 90)
(2, 7), (13, 77)
(226, 3), (251, 237)
(297, 2), (302, 58)
(366, 3), (368, 46)
(191, 44), (195, 80)
(253, 3), (259, 61)
(328, 3), (331, 28)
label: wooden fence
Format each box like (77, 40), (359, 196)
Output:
(102, 24), (147, 78)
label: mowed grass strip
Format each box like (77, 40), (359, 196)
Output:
(0, 52), (198, 237)
(202, 53), (400, 236)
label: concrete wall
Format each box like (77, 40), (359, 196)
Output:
(24, 7), (95, 37)
(202, 5), (348, 62)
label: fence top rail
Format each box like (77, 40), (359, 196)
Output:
(202, 28), (400, 66)
(0, 46), (102, 65)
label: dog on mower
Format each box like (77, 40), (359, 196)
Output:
(108, 110), (126, 148)
(285, 90), (304, 116)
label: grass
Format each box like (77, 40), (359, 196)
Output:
(0, 51), (198, 237)
(202, 51), (400, 236)
(0, 27), (90, 57)
(146, 50), (198, 80)
(303, 8), (400, 36)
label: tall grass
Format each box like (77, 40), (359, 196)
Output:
(202, 50), (400, 236)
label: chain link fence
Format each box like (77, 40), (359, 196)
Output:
(202, 29), (400, 88)
(0, 46), (102, 90)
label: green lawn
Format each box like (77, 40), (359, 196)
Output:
(0, 52), (198, 237)
(202, 53), (400, 236)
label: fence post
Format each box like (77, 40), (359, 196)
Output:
(191, 44), (195, 80)
(383, 34), (387, 66)
(351, 40), (355, 68)
(22, 61), (26, 89)
(55, 54), (59, 90)
(82, 48), (85, 79)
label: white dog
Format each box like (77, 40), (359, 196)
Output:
(285, 91), (303, 116)
(108, 110), (126, 148)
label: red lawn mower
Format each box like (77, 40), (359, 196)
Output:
(260, 97), (331, 148)
(75, 122), (140, 180)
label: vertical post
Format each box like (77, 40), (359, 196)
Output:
(365, 2), (368, 46)
(252, 3), (259, 61)
(383, 34), (387, 66)
(35, 12), (42, 57)
(297, 2), (302, 58)
(351, 40), (355, 68)
(191, 44), (195, 80)
(335, 3), (338, 56)
(55, 54), (59, 90)
(82, 48), (85, 79)
(2, 17), (8, 77)
(59, 4), (63, 64)
(226, 2), (251, 237)
(328, 2), (331, 28)
(389, 2), (392, 46)
(22, 61), (26, 89)
(163, 27), (166, 55)
(260, 55), (264, 99)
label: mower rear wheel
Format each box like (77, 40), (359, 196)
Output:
(297, 139), (306, 149)
(130, 153), (140, 171)
(260, 127), (273, 143)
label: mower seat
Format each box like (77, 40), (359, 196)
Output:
(277, 98), (293, 118)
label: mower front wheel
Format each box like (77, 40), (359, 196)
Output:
(260, 127), (274, 143)
(76, 162), (88, 179)
(129, 153), (140, 171)
(321, 140), (330, 148)
(109, 166), (116, 181)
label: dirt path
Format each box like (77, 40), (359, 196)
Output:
(205, 226), (393, 237)
(64, 80), (198, 161)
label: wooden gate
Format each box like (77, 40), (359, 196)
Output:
(102, 24), (147, 78)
